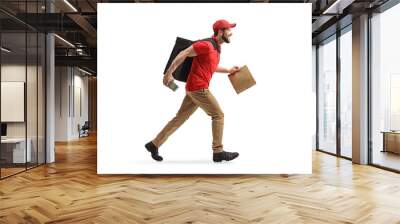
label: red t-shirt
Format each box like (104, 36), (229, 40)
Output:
(185, 36), (220, 92)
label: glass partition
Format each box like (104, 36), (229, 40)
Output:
(0, 1), (46, 179)
(1, 31), (28, 177)
(370, 3), (400, 171)
(317, 35), (337, 154)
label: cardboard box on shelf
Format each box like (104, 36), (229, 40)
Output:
(228, 65), (256, 94)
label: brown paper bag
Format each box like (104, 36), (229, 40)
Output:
(228, 65), (256, 94)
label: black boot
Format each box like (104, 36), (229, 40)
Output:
(213, 151), (239, 162)
(145, 141), (163, 161)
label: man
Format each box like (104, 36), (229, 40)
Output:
(145, 19), (240, 162)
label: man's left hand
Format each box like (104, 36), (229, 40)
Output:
(229, 66), (240, 74)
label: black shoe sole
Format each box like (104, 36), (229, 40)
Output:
(213, 153), (239, 162)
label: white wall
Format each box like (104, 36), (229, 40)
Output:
(55, 66), (69, 141)
(1, 64), (46, 163)
(1, 65), (26, 134)
(1, 65), (42, 138)
(55, 66), (89, 141)
(71, 71), (89, 138)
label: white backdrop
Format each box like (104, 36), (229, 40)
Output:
(97, 3), (312, 174)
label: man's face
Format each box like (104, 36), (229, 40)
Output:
(220, 28), (233, 43)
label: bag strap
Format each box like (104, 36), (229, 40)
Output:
(197, 37), (220, 53)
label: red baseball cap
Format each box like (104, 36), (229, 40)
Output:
(213, 19), (236, 33)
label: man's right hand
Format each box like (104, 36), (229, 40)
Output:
(163, 73), (174, 86)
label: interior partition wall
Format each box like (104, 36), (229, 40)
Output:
(0, 1), (47, 179)
(316, 25), (353, 159)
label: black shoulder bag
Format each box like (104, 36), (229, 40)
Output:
(163, 37), (220, 82)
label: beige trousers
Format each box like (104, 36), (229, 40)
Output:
(152, 88), (224, 153)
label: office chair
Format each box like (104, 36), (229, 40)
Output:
(79, 121), (90, 138)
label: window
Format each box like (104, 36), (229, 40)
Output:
(318, 35), (337, 154)
(370, 3), (400, 171)
(339, 28), (352, 158)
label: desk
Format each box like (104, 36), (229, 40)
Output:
(1, 138), (32, 163)
(381, 131), (400, 154)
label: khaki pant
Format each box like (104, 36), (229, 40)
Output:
(152, 88), (224, 153)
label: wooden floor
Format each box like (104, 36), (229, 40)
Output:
(1, 167), (26, 178)
(1, 162), (45, 178)
(1, 134), (400, 224)
(373, 150), (400, 171)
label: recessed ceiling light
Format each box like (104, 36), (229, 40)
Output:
(63, 0), (78, 12)
(54, 34), (75, 48)
(1, 47), (11, 53)
(78, 67), (93, 76)
(323, 0), (354, 15)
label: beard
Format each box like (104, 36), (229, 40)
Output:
(222, 33), (230, 43)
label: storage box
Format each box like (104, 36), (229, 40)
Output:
(228, 65), (256, 94)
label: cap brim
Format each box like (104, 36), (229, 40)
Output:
(230, 23), (236, 28)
